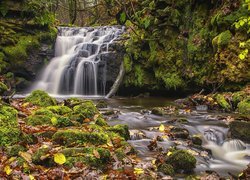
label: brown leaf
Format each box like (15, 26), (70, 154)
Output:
(93, 150), (100, 159)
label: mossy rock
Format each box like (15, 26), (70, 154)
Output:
(158, 163), (175, 175)
(46, 105), (72, 115)
(230, 121), (250, 143)
(232, 91), (247, 106)
(170, 127), (189, 139)
(32, 147), (53, 166)
(96, 100), (108, 108)
(6, 145), (27, 157)
(0, 105), (21, 147)
(167, 150), (196, 172)
(71, 100), (99, 123)
(107, 124), (130, 140)
(237, 98), (250, 115)
(151, 107), (164, 116)
(191, 135), (203, 146)
(215, 94), (231, 110)
(25, 90), (57, 107)
(61, 147), (110, 168)
(52, 129), (108, 146)
(26, 108), (73, 127)
(95, 117), (108, 126)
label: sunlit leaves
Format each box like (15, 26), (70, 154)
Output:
(120, 12), (126, 24)
(54, 153), (66, 165)
(238, 49), (249, 60)
(159, 124), (165, 132)
(134, 168), (144, 175)
(4, 165), (12, 175)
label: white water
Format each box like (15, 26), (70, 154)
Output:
(32, 26), (124, 96)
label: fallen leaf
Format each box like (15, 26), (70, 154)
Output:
(134, 168), (144, 175)
(4, 165), (12, 175)
(167, 151), (172, 156)
(29, 175), (35, 180)
(19, 152), (32, 163)
(54, 153), (66, 165)
(51, 117), (58, 125)
(93, 150), (100, 159)
(159, 124), (165, 132)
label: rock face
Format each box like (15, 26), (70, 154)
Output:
(229, 120), (250, 143)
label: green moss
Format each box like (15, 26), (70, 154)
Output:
(230, 120), (250, 143)
(0, 105), (21, 147)
(124, 54), (133, 72)
(26, 115), (51, 126)
(107, 124), (130, 140)
(237, 98), (250, 115)
(3, 36), (40, 65)
(0, 82), (8, 94)
(232, 91), (247, 106)
(32, 147), (51, 165)
(71, 101), (99, 123)
(167, 150), (196, 172)
(25, 90), (57, 107)
(158, 163), (175, 175)
(46, 105), (72, 115)
(0, 52), (8, 73)
(215, 94), (231, 110)
(7, 145), (27, 157)
(95, 117), (108, 126)
(96, 100), (108, 108)
(216, 30), (232, 48)
(151, 107), (164, 116)
(62, 147), (110, 168)
(52, 129), (108, 146)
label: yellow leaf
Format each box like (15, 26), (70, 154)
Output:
(29, 175), (35, 180)
(167, 151), (172, 156)
(159, 124), (165, 132)
(238, 172), (243, 177)
(4, 165), (12, 175)
(239, 53), (245, 60)
(151, 159), (156, 164)
(51, 117), (58, 125)
(23, 162), (29, 168)
(54, 153), (66, 165)
(134, 168), (144, 175)
(107, 141), (113, 147)
(19, 152), (32, 163)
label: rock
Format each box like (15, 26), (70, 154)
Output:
(96, 100), (108, 108)
(0, 105), (21, 147)
(196, 105), (208, 111)
(152, 107), (164, 116)
(166, 150), (196, 172)
(46, 105), (72, 115)
(32, 147), (52, 166)
(25, 90), (57, 107)
(52, 129), (108, 146)
(107, 124), (130, 140)
(158, 163), (175, 175)
(191, 135), (203, 146)
(70, 100), (99, 123)
(215, 94), (231, 111)
(237, 98), (250, 115)
(95, 116), (108, 126)
(170, 127), (189, 139)
(229, 120), (250, 143)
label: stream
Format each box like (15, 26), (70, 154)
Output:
(102, 97), (250, 177)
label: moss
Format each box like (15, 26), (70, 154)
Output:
(167, 150), (196, 172)
(151, 107), (164, 116)
(114, 148), (126, 160)
(46, 105), (72, 115)
(52, 129), (108, 146)
(7, 145), (27, 157)
(0, 52), (8, 73)
(96, 100), (108, 108)
(171, 127), (189, 139)
(64, 97), (83, 107)
(158, 163), (175, 175)
(25, 90), (57, 107)
(62, 147), (110, 168)
(3, 36), (40, 65)
(0, 82), (8, 95)
(191, 135), (202, 146)
(26, 115), (51, 126)
(232, 91), (247, 106)
(32, 147), (51, 165)
(215, 94), (231, 110)
(107, 124), (130, 140)
(230, 120), (250, 143)
(71, 100), (99, 123)
(237, 98), (250, 115)
(0, 105), (21, 147)
(95, 117), (108, 126)
(214, 30), (232, 49)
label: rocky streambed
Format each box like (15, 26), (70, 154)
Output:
(0, 90), (249, 179)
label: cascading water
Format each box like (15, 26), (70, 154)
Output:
(32, 26), (124, 96)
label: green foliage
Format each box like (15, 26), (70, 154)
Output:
(217, 30), (232, 48)
(0, 81), (8, 95)
(158, 163), (175, 175)
(215, 94), (231, 110)
(237, 98), (250, 114)
(25, 90), (57, 107)
(24, 0), (56, 26)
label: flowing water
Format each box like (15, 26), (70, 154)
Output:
(32, 26), (124, 96)
(104, 97), (250, 177)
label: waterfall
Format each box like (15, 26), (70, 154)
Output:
(32, 26), (124, 96)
